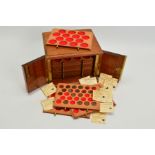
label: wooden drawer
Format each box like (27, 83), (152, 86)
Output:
(51, 59), (62, 79)
(51, 56), (94, 79)
(82, 56), (94, 76)
(52, 59), (62, 71)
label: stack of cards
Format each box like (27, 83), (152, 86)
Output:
(40, 73), (118, 124)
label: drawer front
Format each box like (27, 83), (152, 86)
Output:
(63, 58), (81, 78)
(82, 56), (94, 77)
(52, 59), (62, 79)
(48, 56), (95, 81)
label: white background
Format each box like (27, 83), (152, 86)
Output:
(0, 0), (155, 155)
(0, 26), (155, 129)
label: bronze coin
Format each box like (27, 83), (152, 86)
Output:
(71, 93), (76, 97)
(88, 90), (93, 94)
(68, 89), (73, 92)
(63, 100), (68, 104)
(85, 86), (89, 90)
(62, 88), (66, 92)
(78, 85), (83, 89)
(59, 85), (64, 88)
(91, 102), (97, 106)
(78, 93), (83, 97)
(75, 89), (80, 93)
(77, 101), (82, 105)
(72, 85), (77, 89)
(66, 85), (70, 88)
(82, 90), (86, 93)
(58, 92), (63, 95)
(84, 101), (89, 106)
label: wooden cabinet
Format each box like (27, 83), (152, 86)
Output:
(22, 29), (126, 93)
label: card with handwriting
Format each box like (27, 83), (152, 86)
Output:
(41, 97), (54, 111)
(41, 82), (56, 97)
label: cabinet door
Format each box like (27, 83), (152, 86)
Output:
(100, 51), (127, 80)
(22, 56), (47, 93)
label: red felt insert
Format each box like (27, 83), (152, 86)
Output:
(88, 98), (93, 102)
(70, 100), (75, 105)
(64, 92), (69, 96)
(74, 97), (79, 101)
(80, 43), (88, 48)
(54, 83), (100, 111)
(66, 38), (73, 42)
(59, 29), (66, 33)
(67, 96), (72, 100)
(56, 37), (64, 41)
(68, 30), (76, 34)
(56, 99), (61, 104)
(62, 34), (70, 38)
(53, 32), (60, 36)
(81, 97), (86, 101)
(48, 39), (57, 44)
(78, 31), (85, 35)
(70, 42), (78, 47)
(76, 39), (83, 43)
(60, 96), (65, 100)
(72, 34), (80, 39)
(82, 35), (90, 40)
(59, 41), (67, 45)
(47, 29), (93, 50)
(73, 109), (79, 113)
(84, 94), (90, 97)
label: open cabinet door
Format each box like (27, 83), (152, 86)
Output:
(100, 51), (127, 81)
(22, 56), (47, 93)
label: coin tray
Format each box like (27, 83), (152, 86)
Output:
(43, 107), (95, 118)
(54, 83), (100, 110)
(46, 29), (93, 50)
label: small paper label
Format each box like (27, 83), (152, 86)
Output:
(41, 97), (54, 111)
(41, 82), (56, 97)
(93, 89), (112, 102)
(79, 77), (97, 85)
(90, 112), (106, 124)
(100, 102), (114, 113)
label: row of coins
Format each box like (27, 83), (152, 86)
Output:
(55, 99), (97, 106)
(54, 107), (88, 114)
(58, 91), (93, 97)
(59, 85), (96, 90)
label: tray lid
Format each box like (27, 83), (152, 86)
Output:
(100, 51), (127, 81)
(22, 56), (47, 93)
(42, 29), (102, 59)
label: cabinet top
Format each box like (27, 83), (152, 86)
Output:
(42, 29), (103, 59)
